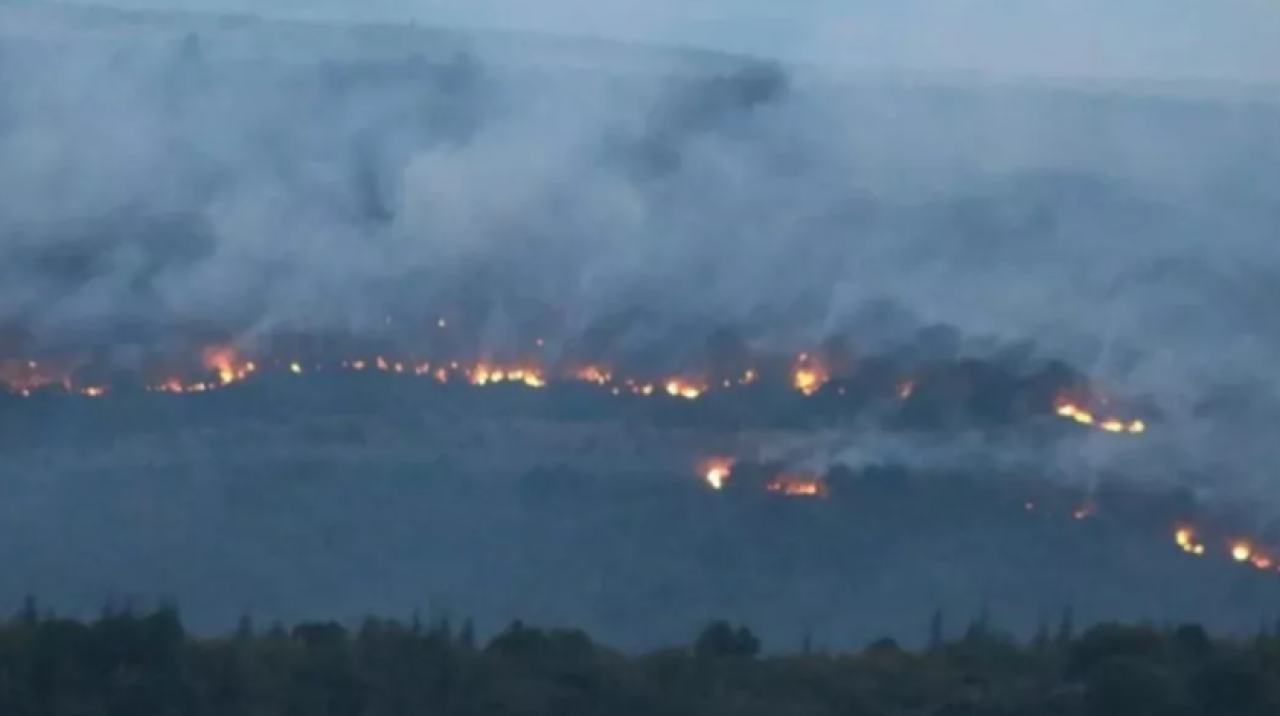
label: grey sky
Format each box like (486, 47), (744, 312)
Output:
(73, 0), (1280, 84)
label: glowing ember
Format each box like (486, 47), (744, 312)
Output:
(202, 346), (249, 385)
(0, 349), (1150, 445)
(1173, 528), (1208, 556)
(1054, 399), (1144, 435)
(765, 474), (828, 498)
(791, 353), (829, 396)
(664, 379), (703, 400)
(1231, 541), (1253, 563)
(576, 366), (611, 385)
(702, 458), (733, 490)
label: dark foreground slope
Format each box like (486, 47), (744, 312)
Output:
(2, 385), (1277, 651)
(1, 606), (1278, 716)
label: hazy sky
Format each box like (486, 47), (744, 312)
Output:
(73, 0), (1280, 84)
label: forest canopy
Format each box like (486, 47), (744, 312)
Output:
(1, 602), (1278, 716)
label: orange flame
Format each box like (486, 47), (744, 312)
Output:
(702, 458), (734, 490)
(1055, 398), (1144, 434)
(791, 353), (828, 396)
(765, 473), (828, 498)
(664, 379), (703, 400)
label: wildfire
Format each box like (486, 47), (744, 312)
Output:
(1, 348), (1151, 439)
(791, 353), (829, 396)
(765, 473), (828, 498)
(1172, 529), (1280, 574)
(467, 364), (546, 388)
(1175, 527), (1206, 555)
(702, 458), (734, 490)
(664, 379), (704, 400)
(202, 347), (254, 386)
(1054, 399), (1145, 435)
(1231, 541), (1253, 563)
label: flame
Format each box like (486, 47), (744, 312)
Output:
(1, 349), (1149, 444)
(702, 458), (733, 490)
(1055, 398), (1144, 435)
(464, 364), (546, 388)
(765, 473), (828, 498)
(202, 346), (253, 385)
(791, 353), (829, 396)
(576, 366), (611, 385)
(1231, 541), (1253, 562)
(1173, 527), (1213, 556)
(664, 379), (703, 400)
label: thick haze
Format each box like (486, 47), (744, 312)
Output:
(3, 1), (1280, 642)
(4, 5), (1280, 405)
(70, 0), (1280, 85)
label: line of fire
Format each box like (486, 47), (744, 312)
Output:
(695, 456), (1280, 582)
(0, 319), (1148, 436)
(4, 316), (1276, 587)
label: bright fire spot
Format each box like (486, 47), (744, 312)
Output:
(1072, 504), (1096, 520)
(702, 458), (734, 490)
(1231, 541), (1253, 562)
(470, 365), (493, 385)
(1175, 527), (1207, 556)
(202, 347), (249, 385)
(289, 363), (303, 374)
(576, 366), (611, 385)
(437, 318), (447, 328)
(665, 379), (703, 400)
(898, 379), (917, 400)
(522, 372), (547, 388)
(766, 474), (828, 498)
(792, 354), (829, 396)
(1056, 402), (1093, 424)
(1055, 399), (1144, 434)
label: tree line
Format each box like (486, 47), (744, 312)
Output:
(0, 600), (1277, 715)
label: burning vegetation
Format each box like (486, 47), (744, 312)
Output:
(0, 321), (1150, 436)
(698, 457), (1280, 581)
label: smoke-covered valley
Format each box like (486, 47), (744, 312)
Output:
(2, 2), (1280, 647)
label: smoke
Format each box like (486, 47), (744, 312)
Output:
(4, 1), (1280, 641)
(68, 0), (1280, 85)
(2, 2), (1279, 491)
